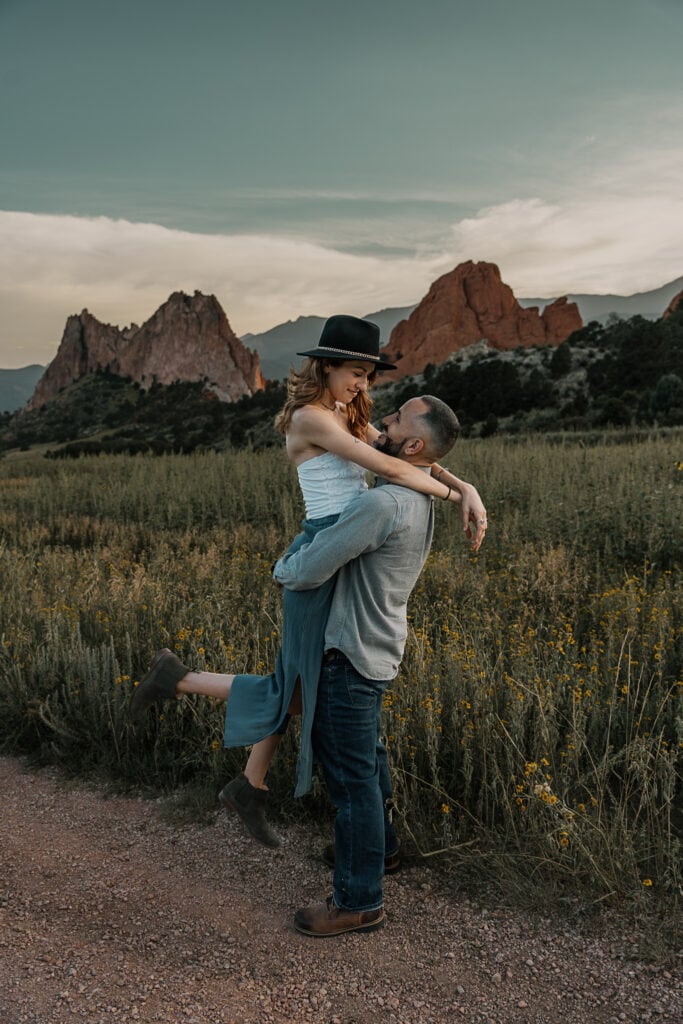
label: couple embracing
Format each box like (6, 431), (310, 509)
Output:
(130, 315), (487, 937)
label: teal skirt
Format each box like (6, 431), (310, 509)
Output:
(223, 513), (340, 797)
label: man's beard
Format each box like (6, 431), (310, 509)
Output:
(373, 432), (404, 457)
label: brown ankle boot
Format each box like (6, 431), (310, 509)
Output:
(129, 648), (189, 724)
(219, 774), (281, 848)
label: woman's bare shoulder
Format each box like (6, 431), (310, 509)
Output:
(286, 406), (333, 457)
(290, 404), (343, 434)
(291, 404), (328, 424)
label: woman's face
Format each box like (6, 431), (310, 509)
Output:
(324, 360), (376, 404)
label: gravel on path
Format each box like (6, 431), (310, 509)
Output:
(0, 757), (680, 1024)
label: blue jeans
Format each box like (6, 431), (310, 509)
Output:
(311, 650), (398, 912)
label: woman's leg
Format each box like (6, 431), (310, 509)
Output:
(241, 679), (301, 788)
(177, 669), (235, 701)
(131, 649), (236, 723)
(243, 734), (283, 789)
(220, 715), (287, 847)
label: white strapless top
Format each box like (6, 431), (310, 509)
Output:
(296, 451), (368, 518)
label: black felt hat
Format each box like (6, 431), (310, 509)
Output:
(297, 315), (396, 370)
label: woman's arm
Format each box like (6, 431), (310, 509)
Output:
(293, 406), (458, 503)
(432, 462), (488, 551)
(365, 425), (487, 547)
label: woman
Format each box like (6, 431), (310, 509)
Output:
(130, 316), (487, 844)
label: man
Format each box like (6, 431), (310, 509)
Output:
(272, 394), (484, 936)
(130, 395), (487, 936)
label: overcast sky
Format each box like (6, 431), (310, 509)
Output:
(1, 0), (682, 367)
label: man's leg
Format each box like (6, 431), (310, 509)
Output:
(377, 720), (400, 860)
(321, 708), (400, 873)
(294, 651), (388, 936)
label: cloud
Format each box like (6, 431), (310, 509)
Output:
(0, 211), (445, 366)
(445, 192), (683, 296)
(1, 174), (682, 367)
(445, 110), (683, 297)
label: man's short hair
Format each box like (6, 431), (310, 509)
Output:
(417, 395), (461, 459)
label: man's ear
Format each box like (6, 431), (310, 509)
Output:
(403, 437), (425, 456)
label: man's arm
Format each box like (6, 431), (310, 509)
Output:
(273, 490), (400, 591)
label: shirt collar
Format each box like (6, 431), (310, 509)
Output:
(374, 464), (431, 487)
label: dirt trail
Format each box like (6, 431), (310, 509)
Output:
(0, 757), (680, 1024)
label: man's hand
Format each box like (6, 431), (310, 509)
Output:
(458, 482), (487, 552)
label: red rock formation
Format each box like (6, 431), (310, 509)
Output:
(28, 291), (264, 409)
(662, 289), (683, 318)
(27, 312), (122, 407)
(380, 261), (582, 379)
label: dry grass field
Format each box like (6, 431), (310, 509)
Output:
(0, 433), (680, 921)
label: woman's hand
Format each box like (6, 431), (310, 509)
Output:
(458, 481), (488, 552)
(431, 465), (488, 551)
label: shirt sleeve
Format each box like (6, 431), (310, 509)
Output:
(273, 489), (400, 591)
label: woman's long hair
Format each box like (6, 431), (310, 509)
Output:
(275, 358), (377, 440)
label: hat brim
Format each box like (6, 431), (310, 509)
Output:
(296, 346), (397, 370)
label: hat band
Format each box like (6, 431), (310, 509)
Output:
(311, 346), (386, 361)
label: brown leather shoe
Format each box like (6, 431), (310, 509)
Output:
(321, 843), (401, 875)
(129, 648), (189, 723)
(294, 896), (385, 937)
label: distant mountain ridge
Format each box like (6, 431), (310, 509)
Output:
(243, 276), (683, 380)
(0, 365), (45, 414)
(519, 276), (683, 324)
(240, 306), (416, 381)
(1, 273), (681, 411)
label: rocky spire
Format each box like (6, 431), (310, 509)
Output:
(28, 291), (264, 410)
(380, 261), (582, 379)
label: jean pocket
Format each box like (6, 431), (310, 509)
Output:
(345, 671), (383, 709)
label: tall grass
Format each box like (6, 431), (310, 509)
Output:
(0, 435), (680, 913)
